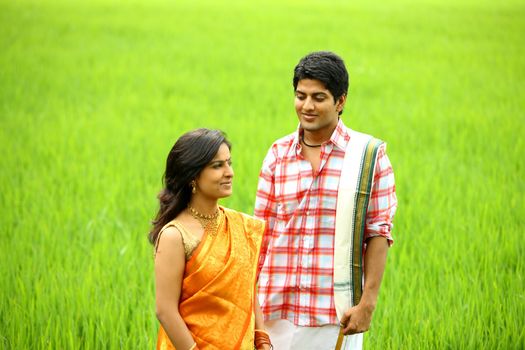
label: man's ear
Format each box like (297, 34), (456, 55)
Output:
(336, 94), (347, 114)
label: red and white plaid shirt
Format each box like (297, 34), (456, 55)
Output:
(255, 119), (397, 326)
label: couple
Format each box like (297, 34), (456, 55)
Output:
(149, 51), (398, 350)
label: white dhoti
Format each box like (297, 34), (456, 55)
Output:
(265, 319), (363, 350)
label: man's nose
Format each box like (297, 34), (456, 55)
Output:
(303, 97), (315, 110)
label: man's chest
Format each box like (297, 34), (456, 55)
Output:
(273, 154), (344, 218)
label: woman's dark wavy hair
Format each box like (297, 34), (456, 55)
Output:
(293, 51), (349, 115)
(148, 128), (231, 245)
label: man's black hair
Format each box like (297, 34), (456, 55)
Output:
(293, 51), (349, 115)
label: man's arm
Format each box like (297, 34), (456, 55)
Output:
(340, 145), (397, 334)
(254, 146), (278, 277)
(340, 236), (388, 334)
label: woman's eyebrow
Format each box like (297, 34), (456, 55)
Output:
(209, 158), (231, 165)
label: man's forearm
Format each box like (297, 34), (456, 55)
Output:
(360, 236), (389, 310)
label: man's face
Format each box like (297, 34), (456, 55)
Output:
(294, 79), (346, 134)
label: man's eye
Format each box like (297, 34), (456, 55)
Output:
(295, 95), (306, 100)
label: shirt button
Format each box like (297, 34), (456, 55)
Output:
(306, 211), (310, 215)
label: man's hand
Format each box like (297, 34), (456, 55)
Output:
(339, 302), (375, 335)
(339, 236), (389, 335)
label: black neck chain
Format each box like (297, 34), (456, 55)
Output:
(301, 135), (322, 148)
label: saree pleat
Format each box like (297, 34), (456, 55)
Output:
(156, 207), (264, 350)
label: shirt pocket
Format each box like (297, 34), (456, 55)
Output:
(275, 195), (298, 222)
(275, 181), (300, 222)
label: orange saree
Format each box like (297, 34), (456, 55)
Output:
(156, 207), (264, 350)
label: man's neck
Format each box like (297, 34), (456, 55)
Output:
(303, 123), (338, 145)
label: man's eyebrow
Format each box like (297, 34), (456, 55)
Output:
(295, 90), (327, 96)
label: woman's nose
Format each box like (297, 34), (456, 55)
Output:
(225, 163), (234, 177)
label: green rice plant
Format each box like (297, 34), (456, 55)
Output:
(1, 0), (523, 348)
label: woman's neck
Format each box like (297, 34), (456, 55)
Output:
(188, 197), (219, 216)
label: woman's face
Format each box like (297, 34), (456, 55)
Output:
(195, 143), (234, 200)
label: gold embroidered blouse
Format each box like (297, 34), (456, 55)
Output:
(155, 220), (201, 261)
(172, 221), (201, 261)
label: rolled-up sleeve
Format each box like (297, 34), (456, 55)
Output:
(364, 145), (397, 246)
(254, 146), (278, 276)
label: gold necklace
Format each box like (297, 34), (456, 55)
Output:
(188, 205), (220, 231)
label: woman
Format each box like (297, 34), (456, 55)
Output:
(149, 129), (272, 350)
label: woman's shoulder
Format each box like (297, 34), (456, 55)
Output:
(158, 221), (185, 242)
(221, 206), (251, 219)
(222, 207), (265, 228)
(154, 222), (185, 256)
(161, 219), (198, 240)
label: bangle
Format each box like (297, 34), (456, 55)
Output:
(188, 343), (198, 350)
(254, 329), (273, 350)
(254, 329), (270, 337)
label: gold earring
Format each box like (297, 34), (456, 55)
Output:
(191, 180), (197, 194)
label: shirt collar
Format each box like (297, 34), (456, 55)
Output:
(294, 118), (350, 151)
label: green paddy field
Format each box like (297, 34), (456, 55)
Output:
(1, 0), (523, 348)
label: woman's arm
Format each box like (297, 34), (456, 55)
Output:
(254, 296), (265, 330)
(254, 294), (272, 350)
(155, 227), (196, 350)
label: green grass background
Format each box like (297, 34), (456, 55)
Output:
(1, 0), (524, 348)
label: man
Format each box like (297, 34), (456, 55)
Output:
(254, 51), (397, 350)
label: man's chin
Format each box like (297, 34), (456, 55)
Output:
(299, 120), (319, 131)
(300, 124), (321, 132)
